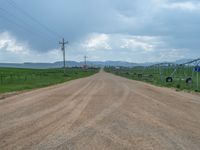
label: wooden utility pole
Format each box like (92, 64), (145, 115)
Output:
(59, 38), (68, 75)
(84, 56), (87, 66)
(84, 56), (88, 69)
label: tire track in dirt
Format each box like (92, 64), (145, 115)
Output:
(0, 78), (93, 130)
(0, 78), (97, 149)
(0, 71), (200, 150)
(31, 78), (106, 150)
(0, 77), (92, 116)
(46, 81), (131, 150)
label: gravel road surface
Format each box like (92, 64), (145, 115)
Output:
(0, 71), (200, 150)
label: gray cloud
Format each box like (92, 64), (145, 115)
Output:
(0, 0), (199, 62)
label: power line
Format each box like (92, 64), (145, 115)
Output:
(7, 0), (61, 38)
(0, 7), (56, 41)
(6, 0), (62, 39)
(0, 13), (37, 36)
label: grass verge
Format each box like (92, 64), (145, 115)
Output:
(0, 67), (99, 94)
(105, 67), (200, 93)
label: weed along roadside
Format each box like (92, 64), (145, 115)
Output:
(0, 67), (99, 94)
(104, 59), (200, 93)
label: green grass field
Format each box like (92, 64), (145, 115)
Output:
(105, 66), (200, 92)
(0, 67), (99, 93)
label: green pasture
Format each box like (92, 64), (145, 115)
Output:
(0, 67), (99, 93)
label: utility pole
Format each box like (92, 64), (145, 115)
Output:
(159, 65), (163, 82)
(83, 56), (87, 69)
(84, 56), (87, 66)
(59, 38), (68, 75)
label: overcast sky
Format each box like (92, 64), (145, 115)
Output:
(0, 0), (200, 63)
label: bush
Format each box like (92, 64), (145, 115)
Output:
(176, 84), (181, 89)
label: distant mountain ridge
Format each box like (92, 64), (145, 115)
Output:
(174, 59), (194, 64)
(0, 61), (139, 69)
(0, 59), (197, 69)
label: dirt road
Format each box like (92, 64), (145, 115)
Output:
(0, 71), (200, 150)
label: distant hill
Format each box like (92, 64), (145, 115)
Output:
(0, 61), (80, 69)
(0, 61), (140, 69)
(0, 59), (198, 69)
(174, 59), (194, 64)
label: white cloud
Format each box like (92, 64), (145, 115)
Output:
(81, 33), (162, 53)
(163, 1), (200, 11)
(0, 31), (193, 63)
(0, 32), (29, 54)
(82, 33), (112, 51)
(145, 48), (187, 62)
(159, 49), (186, 60)
(77, 33), (189, 62)
(120, 36), (161, 52)
(0, 31), (62, 63)
(1, 0), (200, 64)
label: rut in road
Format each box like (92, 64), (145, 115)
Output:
(0, 71), (200, 150)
